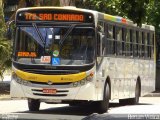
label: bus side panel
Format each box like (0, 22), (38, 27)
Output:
(140, 59), (155, 96)
(115, 57), (125, 99)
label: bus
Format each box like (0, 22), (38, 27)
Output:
(10, 6), (156, 113)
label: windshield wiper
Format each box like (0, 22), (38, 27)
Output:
(32, 23), (45, 47)
(59, 24), (76, 46)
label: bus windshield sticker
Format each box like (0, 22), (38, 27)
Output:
(40, 56), (51, 63)
(52, 57), (60, 65)
(55, 35), (60, 39)
(18, 52), (37, 57)
(48, 35), (52, 39)
(53, 50), (59, 57)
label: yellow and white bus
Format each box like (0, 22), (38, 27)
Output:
(10, 7), (156, 113)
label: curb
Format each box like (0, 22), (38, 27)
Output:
(144, 92), (160, 97)
(0, 95), (11, 100)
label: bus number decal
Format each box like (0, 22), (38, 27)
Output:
(18, 52), (37, 57)
(40, 56), (51, 63)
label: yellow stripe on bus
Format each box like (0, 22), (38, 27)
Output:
(15, 69), (87, 83)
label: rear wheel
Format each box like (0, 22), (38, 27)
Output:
(130, 81), (140, 104)
(28, 98), (40, 111)
(96, 83), (110, 113)
(119, 81), (140, 105)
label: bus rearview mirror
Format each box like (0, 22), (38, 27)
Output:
(6, 20), (15, 40)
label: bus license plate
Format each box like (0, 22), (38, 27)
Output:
(43, 88), (56, 94)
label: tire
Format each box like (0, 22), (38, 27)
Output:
(97, 83), (110, 113)
(130, 81), (140, 104)
(119, 81), (140, 105)
(28, 98), (40, 111)
(69, 102), (79, 106)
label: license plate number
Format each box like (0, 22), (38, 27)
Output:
(43, 88), (56, 94)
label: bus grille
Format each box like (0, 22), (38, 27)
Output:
(30, 81), (72, 85)
(23, 69), (79, 75)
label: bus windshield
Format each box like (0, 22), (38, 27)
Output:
(15, 25), (95, 66)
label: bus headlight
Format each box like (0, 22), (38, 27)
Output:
(72, 73), (94, 87)
(12, 72), (31, 86)
(73, 82), (78, 87)
(80, 79), (85, 85)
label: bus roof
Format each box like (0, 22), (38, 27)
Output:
(99, 12), (155, 31)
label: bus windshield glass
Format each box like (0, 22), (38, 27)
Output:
(15, 25), (95, 66)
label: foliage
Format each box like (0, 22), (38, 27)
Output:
(147, 0), (160, 33)
(78, 0), (120, 16)
(76, 0), (150, 27)
(0, 0), (11, 80)
(119, 0), (149, 27)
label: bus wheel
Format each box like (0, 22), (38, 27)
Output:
(28, 98), (40, 111)
(130, 81), (141, 104)
(119, 81), (140, 105)
(97, 82), (110, 113)
(69, 101), (79, 106)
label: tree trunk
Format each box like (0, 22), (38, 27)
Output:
(35, 0), (40, 6)
(51, 0), (59, 6)
(59, 0), (75, 6)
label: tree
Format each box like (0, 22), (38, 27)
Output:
(146, 0), (160, 61)
(60, 0), (75, 6)
(78, 0), (149, 27)
(79, 0), (120, 16)
(120, 0), (149, 27)
(0, 0), (11, 80)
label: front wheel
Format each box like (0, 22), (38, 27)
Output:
(96, 83), (110, 113)
(28, 98), (40, 111)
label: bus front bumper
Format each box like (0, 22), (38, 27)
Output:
(10, 79), (99, 102)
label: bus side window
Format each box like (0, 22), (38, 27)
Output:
(125, 29), (130, 56)
(98, 21), (104, 33)
(97, 33), (101, 56)
(139, 31), (142, 58)
(133, 30), (137, 57)
(105, 24), (116, 56)
(122, 28), (126, 56)
(136, 31), (139, 57)
(130, 30), (133, 57)
(142, 32), (145, 58)
(150, 33), (154, 59)
(97, 21), (105, 56)
(116, 27), (122, 56)
(144, 32), (148, 58)
(147, 33), (150, 58)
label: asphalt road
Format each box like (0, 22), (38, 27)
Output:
(0, 97), (160, 120)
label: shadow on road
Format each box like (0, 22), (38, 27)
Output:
(15, 102), (152, 116)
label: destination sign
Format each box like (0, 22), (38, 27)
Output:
(16, 9), (94, 23)
(24, 13), (84, 21)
